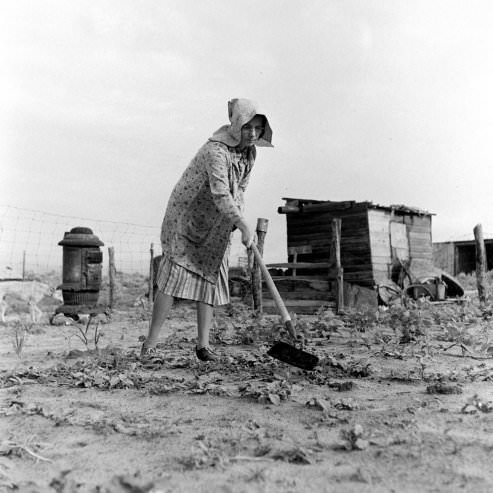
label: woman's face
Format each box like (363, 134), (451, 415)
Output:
(239, 115), (265, 149)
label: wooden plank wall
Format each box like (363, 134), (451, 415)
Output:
(433, 242), (456, 274)
(262, 278), (335, 314)
(367, 209), (392, 285)
(433, 241), (463, 275)
(368, 209), (434, 282)
(404, 214), (434, 276)
(285, 203), (374, 287)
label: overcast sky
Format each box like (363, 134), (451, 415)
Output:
(2, 0), (493, 263)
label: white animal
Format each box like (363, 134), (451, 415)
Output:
(0, 280), (63, 323)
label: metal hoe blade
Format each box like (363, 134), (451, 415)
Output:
(267, 341), (319, 371)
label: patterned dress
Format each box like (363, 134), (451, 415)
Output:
(156, 141), (255, 306)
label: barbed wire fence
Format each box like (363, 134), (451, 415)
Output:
(0, 205), (247, 280)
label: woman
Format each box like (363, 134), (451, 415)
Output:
(141, 98), (273, 361)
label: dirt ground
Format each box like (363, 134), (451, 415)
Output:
(2, 281), (493, 493)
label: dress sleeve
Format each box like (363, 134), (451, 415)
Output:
(204, 144), (243, 224)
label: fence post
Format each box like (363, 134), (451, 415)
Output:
(331, 218), (344, 313)
(108, 246), (115, 309)
(251, 218), (269, 312)
(149, 243), (154, 304)
(22, 250), (26, 280)
(474, 223), (487, 304)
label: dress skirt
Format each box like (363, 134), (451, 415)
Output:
(155, 250), (230, 306)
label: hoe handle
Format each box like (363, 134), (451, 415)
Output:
(250, 243), (297, 340)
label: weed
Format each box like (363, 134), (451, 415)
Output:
(12, 322), (31, 357)
(312, 307), (345, 336)
(456, 271), (493, 291)
(339, 424), (369, 451)
(178, 440), (226, 470)
(73, 316), (103, 351)
(343, 308), (379, 334)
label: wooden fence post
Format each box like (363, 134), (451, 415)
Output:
(251, 218), (269, 312)
(474, 224), (487, 303)
(331, 218), (344, 313)
(108, 246), (115, 309)
(149, 243), (154, 304)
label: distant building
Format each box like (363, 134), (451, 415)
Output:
(433, 239), (493, 275)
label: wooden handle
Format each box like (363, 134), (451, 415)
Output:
(250, 243), (292, 325)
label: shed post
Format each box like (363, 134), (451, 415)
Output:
(251, 218), (269, 312)
(330, 218), (344, 313)
(474, 224), (487, 303)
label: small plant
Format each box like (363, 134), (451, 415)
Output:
(73, 316), (103, 351)
(339, 424), (369, 451)
(312, 307), (345, 336)
(12, 322), (31, 357)
(375, 303), (435, 344)
(343, 308), (379, 334)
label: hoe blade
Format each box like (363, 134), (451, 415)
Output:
(267, 341), (319, 371)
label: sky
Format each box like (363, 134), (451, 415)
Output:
(2, 0), (493, 265)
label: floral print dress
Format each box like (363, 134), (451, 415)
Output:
(156, 141), (255, 305)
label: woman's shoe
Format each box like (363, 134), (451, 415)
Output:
(140, 344), (158, 358)
(195, 345), (218, 362)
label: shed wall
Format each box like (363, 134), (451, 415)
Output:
(285, 204), (374, 287)
(368, 209), (433, 283)
(367, 209), (391, 285)
(405, 214), (433, 264)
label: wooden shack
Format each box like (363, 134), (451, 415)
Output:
(263, 198), (435, 313)
(433, 239), (493, 275)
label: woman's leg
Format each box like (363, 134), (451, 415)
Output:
(196, 301), (214, 348)
(143, 291), (174, 348)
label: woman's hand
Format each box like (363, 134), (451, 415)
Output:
(236, 218), (255, 248)
(241, 228), (255, 248)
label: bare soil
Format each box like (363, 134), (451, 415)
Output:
(2, 287), (493, 493)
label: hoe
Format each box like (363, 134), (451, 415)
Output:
(250, 243), (319, 371)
